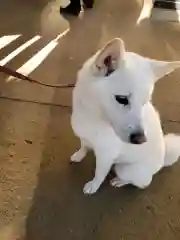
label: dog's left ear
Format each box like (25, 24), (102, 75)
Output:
(147, 58), (180, 82)
(93, 38), (125, 77)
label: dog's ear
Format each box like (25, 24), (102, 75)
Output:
(93, 38), (125, 77)
(147, 59), (180, 82)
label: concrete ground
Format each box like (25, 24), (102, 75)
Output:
(1, 0), (180, 239)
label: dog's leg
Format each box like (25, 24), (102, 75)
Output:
(71, 140), (89, 163)
(83, 158), (112, 195)
(113, 164), (152, 189)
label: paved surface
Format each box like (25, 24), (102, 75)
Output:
(1, 0), (180, 239)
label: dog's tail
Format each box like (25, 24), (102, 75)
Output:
(164, 134), (180, 167)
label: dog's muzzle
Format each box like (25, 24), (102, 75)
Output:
(129, 131), (147, 144)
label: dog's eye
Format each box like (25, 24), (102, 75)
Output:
(115, 95), (129, 106)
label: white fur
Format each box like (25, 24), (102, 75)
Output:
(71, 38), (180, 195)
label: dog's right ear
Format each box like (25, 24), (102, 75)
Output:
(92, 38), (125, 77)
(147, 58), (180, 82)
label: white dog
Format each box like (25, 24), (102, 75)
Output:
(71, 38), (180, 195)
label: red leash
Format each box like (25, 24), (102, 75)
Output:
(0, 65), (75, 88)
(0, 65), (74, 108)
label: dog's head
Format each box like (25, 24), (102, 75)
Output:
(81, 38), (180, 144)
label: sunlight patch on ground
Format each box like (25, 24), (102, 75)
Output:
(6, 29), (69, 82)
(0, 35), (21, 51)
(0, 36), (41, 66)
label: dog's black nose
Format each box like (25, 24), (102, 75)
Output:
(129, 131), (146, 144)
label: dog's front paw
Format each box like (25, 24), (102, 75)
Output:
(70, 149), (87, 163)
(83, 180), (99, 195)
(70, 153), (82, 163)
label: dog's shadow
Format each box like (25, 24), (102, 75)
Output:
(25, 109), (149, 240)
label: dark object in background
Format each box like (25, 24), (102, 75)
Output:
(60, 0), (94, 16)
(151, 0), (180, 22)
(154, 0), (179, 10)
